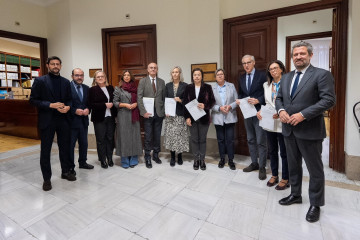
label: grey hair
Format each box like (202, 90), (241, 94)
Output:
(242, 55), (255, 62)
(291, 41), (313, 56)
(215, 68), (225, 76)
(170, 66), (184, 82)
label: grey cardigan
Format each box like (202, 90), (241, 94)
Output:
(211, 81), (238, 125)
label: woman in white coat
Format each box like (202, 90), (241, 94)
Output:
(211, 69), (238, 170)
(257, 60), (289, 190)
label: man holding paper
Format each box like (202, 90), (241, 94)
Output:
(236, 55), (267, 180)
(137, 62), (166, 168)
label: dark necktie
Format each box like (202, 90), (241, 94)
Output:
(76, 85), (83, 101)
(290, 72), (302, 98)
(152, 78), (156, 94)
(247, 74), (251, 92)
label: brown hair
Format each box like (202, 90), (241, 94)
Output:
(266, 60), (286, 86)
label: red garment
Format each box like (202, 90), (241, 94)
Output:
(122, 82), (140, 123)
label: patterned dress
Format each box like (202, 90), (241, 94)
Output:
(164, 84), (190, 153)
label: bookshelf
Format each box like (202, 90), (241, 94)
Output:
(0, 51), (41, 96)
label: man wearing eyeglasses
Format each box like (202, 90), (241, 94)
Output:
(30, 56), (76, 191)
(69, 68), (94, 171)
(236, 55), (267, 180)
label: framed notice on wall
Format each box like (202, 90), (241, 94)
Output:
(191, 63), (217, 82)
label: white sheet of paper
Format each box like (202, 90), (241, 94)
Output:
(143, 97), (154, 117)
(185, 99), (206, 121)
(239, 97), (257, 119)
(165, 97), (176, 117)
(259, 104), (277, 131)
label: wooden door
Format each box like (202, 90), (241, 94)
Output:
(224, 18), (277, 155)
(102, 25), (157, 86)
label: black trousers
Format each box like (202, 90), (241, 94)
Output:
(143, 111), (163, 160)
(284, 133), (324, 206)
(267, 131), (288, 179)
(215, 123), (235, 160)
(189, 121), (209, 160)
(94, 117), (115, 162)
(40, 115), (71, 181)
(70, 124), (88, 168)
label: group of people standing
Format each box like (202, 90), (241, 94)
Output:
(30, 41), (335, 223)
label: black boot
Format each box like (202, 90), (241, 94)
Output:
(218, 158), (225, 168)
(228, 159), (236, 170)
(108, 158), (114, 167)
(193, 158), (199, 170)
(200, 159), (206, 170)
(177, 153), (183, 165)
(101, 160), (108, 169)
(170, 151), (176, 167)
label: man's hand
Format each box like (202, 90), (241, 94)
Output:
(144, 112), (152, 118)
(186, 118), (192, 126)
(247, 98), (259, 105)
(50, 102), (64, 109)
(83, 108), (89, 116)
(273, 113), (279, 119)
(75, 109), (84, 115)
(57, 105), (70, 113)
(288, 113), (305, 126)
(279, 110), (290, 123)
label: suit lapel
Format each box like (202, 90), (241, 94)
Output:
(240, 75), (247, 96)
(291, 65), (314, 100)
(285, 71), (295, 101)
(82, 85), (88, 104)
(249, 71), (257, 94)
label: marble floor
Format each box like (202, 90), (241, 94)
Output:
(1, 145), (360, 240)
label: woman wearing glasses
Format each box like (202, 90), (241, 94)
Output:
(256, 60), (289, 190)
(88, 71), (117, 169)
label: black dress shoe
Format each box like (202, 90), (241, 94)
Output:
(153, 157), (162, 164)
(170, 151), (176, 167)
(306, 206), (320, 223)
(79, 163), (94, 169)
(200, 160), (206, 170)
(145, 159), (152, 169)
(70, 169), (76, 176)
(279, 194), (302, 205)
(218, 158), (225, 168)
(61, 171), (77, 181)
(228, 159), (236, 170)
(101, 160), (108, 169)
(177, 153), (183, 165)
(108, 159), (114, 167)
(42, 180), (52, 191)
(193, 159), (199, 170)
(243, 162), (259, 172)
(259, 167), (266, 180)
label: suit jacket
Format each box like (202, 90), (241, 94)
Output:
(211, 81), (238, 125)
(238, 69), (267, 111)
(262, 82), (282, 133)
(183, 83), (215, 124)
(29, 73), (72, 129)
(275, 65), (336, 140)
(137, 76), (166, 117)
(70, 81), (89, 128)
(165, 81), (187, 117)
(88, 85), (117, 123)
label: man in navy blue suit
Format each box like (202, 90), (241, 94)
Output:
(236, 55), (267, 180)
(69, 68), (94, 170)
(30, 56), (76, 191)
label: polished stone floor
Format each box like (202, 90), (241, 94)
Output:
(1, 144), (360, 240)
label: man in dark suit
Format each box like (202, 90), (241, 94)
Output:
(30, 56), (76, 191)
(69, 68), (94, 170)
(137, 62), (165, 168)
(237, 55), (267, 180)
(276, 41), (336, 222)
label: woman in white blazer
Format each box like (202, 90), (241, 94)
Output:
(257, 60), (289, 190)
(211, 69), (238, 170)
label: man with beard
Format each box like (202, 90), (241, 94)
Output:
(30, 56), (76, 191)
(276, 41), (335, 222)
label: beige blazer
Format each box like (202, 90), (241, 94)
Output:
(263, 81), (282, 133)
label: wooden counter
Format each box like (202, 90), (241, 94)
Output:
(0, 99), (39, 139)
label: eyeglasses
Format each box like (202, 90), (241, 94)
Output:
(242, 61), (253, 66)
(96, 76), (105, 79)
(74, 74), (84, 77)
(268, 67), (280, 72)
(216, 73), (224, 76)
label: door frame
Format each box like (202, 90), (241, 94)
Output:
(223, 0), (348, 172)
(101, 24), (157, 85)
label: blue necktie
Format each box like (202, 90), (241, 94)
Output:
(76, 85), (83, 101)
(290, 72), (302, 98)
(247, 74), (251, 93)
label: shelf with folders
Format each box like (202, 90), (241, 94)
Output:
(0, 51), (42, 98)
